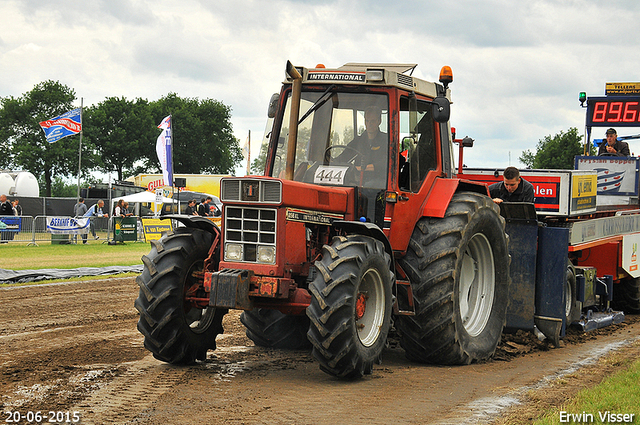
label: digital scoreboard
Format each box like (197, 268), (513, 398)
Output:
(586, 96), (640, 127)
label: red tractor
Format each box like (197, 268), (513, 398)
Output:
(135, 62), (510, 378)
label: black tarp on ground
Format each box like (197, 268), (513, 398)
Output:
(0, 265), (143, 284)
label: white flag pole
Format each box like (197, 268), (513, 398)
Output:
(76, 98), (83, 201)
(246, 130), (251, 176)
(170, 114), (176, 213)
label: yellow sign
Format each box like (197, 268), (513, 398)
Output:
(141, 218), (173, 242)
(605, 82), (640, 96)
(128, 174), (229, 198)
(571, 174), (597, 211)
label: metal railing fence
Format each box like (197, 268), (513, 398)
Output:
(0, 216), (148, 246)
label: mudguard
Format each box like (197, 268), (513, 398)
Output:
(534, 226), (569, 346)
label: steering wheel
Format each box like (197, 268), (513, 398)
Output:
(324, 145), (364, 164)
(599, 152), (617, 157)
(323, 145), (365, 186)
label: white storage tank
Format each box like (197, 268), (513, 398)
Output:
(0, 173), (14, 196)
(14, 172), (40, 197)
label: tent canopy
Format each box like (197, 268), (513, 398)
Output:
(111, 191), (173, 216)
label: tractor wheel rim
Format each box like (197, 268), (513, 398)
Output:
(459, 233), (495, 337)
(356, 268), (385, 347)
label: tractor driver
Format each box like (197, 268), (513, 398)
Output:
(335, 106), (388, 175)
(489, 166), (535, 204)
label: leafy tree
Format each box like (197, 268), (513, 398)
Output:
(148, 94), (243, 175)
(0, 81), (85, 196)
(251, 140), (268, 175)
(519, 127), (594, 169)
(84, 97), (155, 181)
(42, 175), (101, 198)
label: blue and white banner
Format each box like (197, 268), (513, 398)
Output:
(39, 108), (82, 143)
(46, 216), (90, 234)
(155, 115), (173, 187)
(0, 217), (21, 232)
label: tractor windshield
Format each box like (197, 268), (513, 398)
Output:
(272, 90), (389, 190)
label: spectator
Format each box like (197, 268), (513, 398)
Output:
(114, 199), (125, 217)
(0, 195), (11, 215)
(12, 199), (22, 216)
(0, 194), (13, 243)
(122, 202), (134, 217)
(73, 198), (88, 244)
(198, 197), (212, 217)
(210, 201), (222, 217)
(185, 199), (198, 216)
(90, 200), (108, 239)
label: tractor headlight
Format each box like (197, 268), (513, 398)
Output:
(225, 243), (243, 261)
(257, 245), (276, 264)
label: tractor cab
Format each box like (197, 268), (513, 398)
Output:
(263, 62), (454, 229)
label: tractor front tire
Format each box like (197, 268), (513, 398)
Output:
(397, 192), (509, 365)
(307, 235), (393, 378)
(135, 227), (226, 364)
(240, 309), (312, 350)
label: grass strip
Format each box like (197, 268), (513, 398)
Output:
(0, 242), (152, 270)
(535, 355), (640, 424)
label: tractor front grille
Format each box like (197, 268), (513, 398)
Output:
(220, 179), (282, 203)
(224, 206), (277, 263)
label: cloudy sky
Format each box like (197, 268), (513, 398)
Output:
(2, 0), (640, 175)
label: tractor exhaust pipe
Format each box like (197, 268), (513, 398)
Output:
(284, 61), (302, 181)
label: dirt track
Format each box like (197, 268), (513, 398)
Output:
(1, 278), (639, 425)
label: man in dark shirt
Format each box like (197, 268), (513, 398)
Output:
(198, 197), (212, 217)
(335, 106), (387, 174)
(185, 199), (198, 216)
(489, 167), (535, 204)
(0, 194), (12, 243)
(598, 128), (630, 156)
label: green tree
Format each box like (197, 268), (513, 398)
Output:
(519, 127), (593, 169)
(148, 94), (243, 175)
(84, 97), (155, 181)
(251, 140), (268, 175)
(0, 81), (84, 196)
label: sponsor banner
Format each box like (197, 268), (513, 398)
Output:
(605, 82), (640, 96)
(156, 116), (173, 187)
(0, 217), (22, 232)
(113, 217), (137, 242)
(46, 216), (89, 234)
(571, 174), (597, 211)
(570, 214), (640, 246)
(141, 218), (173, 242)
(575, 156), (639, 196)
(622, 234), (640, 278)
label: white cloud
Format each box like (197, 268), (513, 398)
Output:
(1, 0), (640, 174)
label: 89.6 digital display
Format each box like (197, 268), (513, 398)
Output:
(586, 97), (640, 127)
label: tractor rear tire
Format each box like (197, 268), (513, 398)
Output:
(397, 192), (510, 365)
(613, 276), (640, 314)
(565, 263), (580, 324)
(240, 309), (312, 350)
(307, 235), (393, 378)
(135, 227), (226, 364)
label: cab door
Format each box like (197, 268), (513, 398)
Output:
(385, 94), (443, 253)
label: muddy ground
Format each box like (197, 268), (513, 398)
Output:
(0, 278), (639, 424)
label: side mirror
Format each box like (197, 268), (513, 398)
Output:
(432, 97), (450, 123)
(267, 93), (280, 119)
